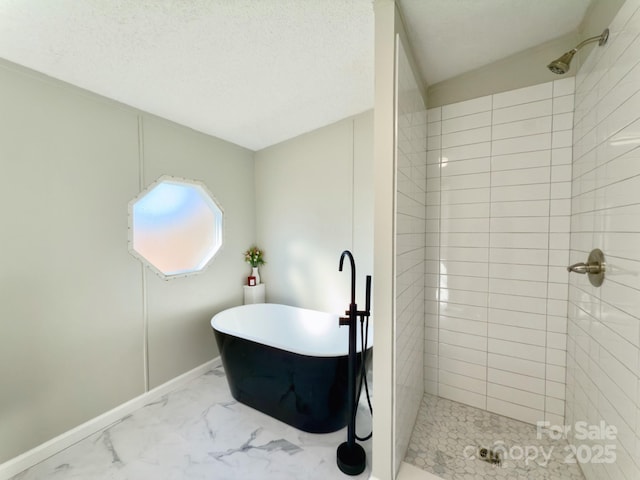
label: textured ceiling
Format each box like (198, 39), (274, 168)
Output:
(0, 0), (375, 151)
(0, 1), (593, 151)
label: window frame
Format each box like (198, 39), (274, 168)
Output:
(127, 175), (224, 280)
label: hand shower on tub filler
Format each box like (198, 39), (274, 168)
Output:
(336, 250), (373, 476)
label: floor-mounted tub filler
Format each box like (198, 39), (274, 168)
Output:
(335, 250), (373, 476)
(210, 302), (373, 438)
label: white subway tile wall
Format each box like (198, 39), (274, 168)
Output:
(426, 78), (574, 426)
(395, 39), (427, 472)
(567, 1), (640, 479)
(425, 98), (440, 397)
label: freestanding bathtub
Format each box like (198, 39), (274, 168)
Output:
(211, 303), (373, 433)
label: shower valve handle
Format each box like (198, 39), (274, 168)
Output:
(566, 248), (606, 287)
(567, 262), (602, 274)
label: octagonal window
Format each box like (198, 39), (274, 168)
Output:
(128, 176), (223, 279)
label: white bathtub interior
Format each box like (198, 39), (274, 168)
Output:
(211, 303), (373, 357)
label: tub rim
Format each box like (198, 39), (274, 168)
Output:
(211, 303), (373, 357)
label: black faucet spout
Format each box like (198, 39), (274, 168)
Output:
(339, 250), (356, 308)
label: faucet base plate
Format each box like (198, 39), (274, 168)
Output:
(337, 441), (366, 476)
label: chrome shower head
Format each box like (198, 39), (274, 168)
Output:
(547, 28), (609, 74)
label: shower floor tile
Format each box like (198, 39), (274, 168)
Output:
(404, 394), (585, 480)
(11, 362), (372, 480)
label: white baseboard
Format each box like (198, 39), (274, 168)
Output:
(0, 357), (220, 480)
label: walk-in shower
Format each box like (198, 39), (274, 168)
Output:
(394, 4), (640, 477)
(547, 28), (609, 74)
(401, 75), (583, 479)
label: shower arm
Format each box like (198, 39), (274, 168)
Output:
(572, 31), (609, 52)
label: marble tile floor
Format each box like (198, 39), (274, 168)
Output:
(12, 362), (373, 480)
(404, 394), (585, 480)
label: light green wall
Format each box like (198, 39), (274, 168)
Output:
(141, 116), (255, 387)
(254, 110), (373, 314)
(580, 0), (626, 40)
(0, 59), (255, 463)
(426, 0), (626, 108)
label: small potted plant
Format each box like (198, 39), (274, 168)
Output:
(244, 246), (265, 285)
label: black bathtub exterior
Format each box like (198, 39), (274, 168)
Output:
(213, 329), (371, 433)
